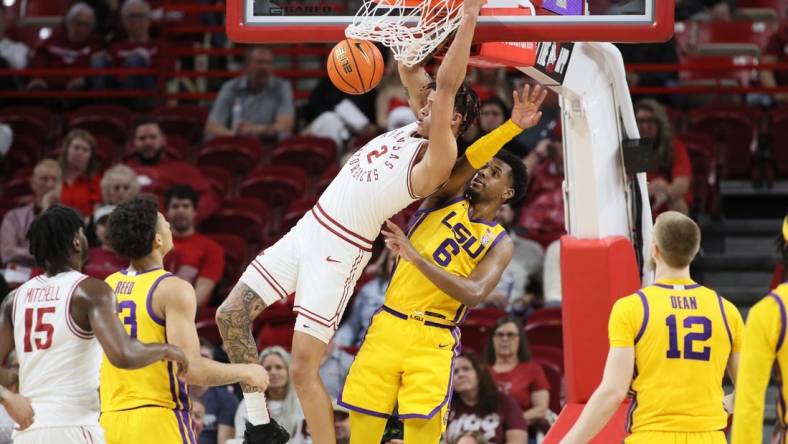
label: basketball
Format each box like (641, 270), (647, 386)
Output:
(327, 39), (384, 95)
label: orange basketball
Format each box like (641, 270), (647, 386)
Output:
(327, 39), (384, 95)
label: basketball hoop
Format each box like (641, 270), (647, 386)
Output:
(346, 0), (537, 67)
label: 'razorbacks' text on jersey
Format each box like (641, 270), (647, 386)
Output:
(316, 122), (426, 246)
(101, 269), (190, 413)
(608, 279), (743, 434)
(13, 270), (101, 430)
(385, 197), (508, 322)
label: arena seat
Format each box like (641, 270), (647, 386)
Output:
(314, 162), (341, 196)
(239, 165), (309, 208)
(197, 136), (264, 174)
(206, 233), (249, 286)
(1, 176), (33, 200)
(2, 134), (41, 172)
(526, 307), (562, 326)
(458, 322), (493, 354)
(271, 136), (337, 175)
(256, 312), (297, 352)
(525, 318), (563, 350)
(679, 53), (760, 87)
(736, 0), (787, 16)
(164, 133), (192, 161)
(677, 132), (718, 215)
(279, 197), (317, 234)
(198, 165), (233, 198)
(153, 105), (208, 144)
(0, 107), (58, 142)
(531, 344), (564, 372)
(195, 319), (222, 345)
(199, 197), (270, 244)
(695, 19), (778, 51)
(688, 104), (760, 179)
(464, 307), (506, 326)
(770, 106), (788, 178)
(65, 112), (130, 145)
(532, 356), (563, 414)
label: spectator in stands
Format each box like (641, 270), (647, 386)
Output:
(92, 0), (159, 109)
(235, 346), (304, 439)
(319, 339), (354, 399)
(0, 5), (29, 90)
(761, 21), (788, 104)
(28, 2), (99, 91)
(475, 97), (529, 157)
(635, 99), (692, 216)
(205, 46), (295, 140)
(99, 164), (140, 206)
(470, 68), (513, 107)
(163, 184), (224, 308)
(191, 339), (240, 444)
(192, 397), (206, 437)
(84, 205), (126, 279)
(127, 116), (221, 221)
(485, 316), (551, 435)
(452, 431), (489, 444)
(0, 159), (61, 268)
(445, 352), (528, 444)
(58, 129), (102, 218)
(334, 250), (394, 348)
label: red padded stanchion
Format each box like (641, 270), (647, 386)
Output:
(544, 235), (641, 443)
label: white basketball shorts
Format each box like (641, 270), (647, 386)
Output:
(14, 425), (105, 444)
(240, 208), (373, 343)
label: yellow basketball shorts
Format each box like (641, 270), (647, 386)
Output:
(339, 307), (459, 419)
(626, 431), (727, 444)
(101, 406), (197, 444)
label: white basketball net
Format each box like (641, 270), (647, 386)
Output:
(346, 0), (465, 67)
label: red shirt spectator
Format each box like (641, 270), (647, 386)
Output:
(107, 0), (162, 69)
(58, 129), (103, 217)
(61, 175), (102, 217)
(646, 138), (693, 209)
(162, 184), (225, 308)
(28, 3), (99, 90)
(491, 362), (550, 413)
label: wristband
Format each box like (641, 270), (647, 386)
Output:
(466, 119), (523, 169)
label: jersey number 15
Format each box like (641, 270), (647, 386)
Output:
(23, 307), (55, 352)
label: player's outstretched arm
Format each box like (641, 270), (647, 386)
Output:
(382, 220), (512, 307)
(431, 84), (547, 202)
(410, 0), (484, 198)
(0, 293), (34, 431)
(76, 278), (189, 373)
(160, 277), (268, 389)
(560, 347), (634, 444)
(398, 63), (432, 115)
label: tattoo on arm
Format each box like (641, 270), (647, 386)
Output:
(216, 283), (266, 392)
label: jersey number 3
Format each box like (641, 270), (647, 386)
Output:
(23, 307), (55, 352)
(665, 315), (711, 361)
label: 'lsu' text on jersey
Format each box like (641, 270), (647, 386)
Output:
(608, 278), (743, 434)
(100, 268), (190, 413)
(385, 196), (507, 322)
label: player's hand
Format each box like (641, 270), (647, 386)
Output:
(241, 364), (269, 392)
(511, 84), (548, 130)
(2, 390), (34, 430)
(382, 220), (421, 263)
(165, 345), (189, 377)
(463, 0), (486, 16)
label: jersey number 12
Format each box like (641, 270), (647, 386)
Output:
(665, 315), (711, 361)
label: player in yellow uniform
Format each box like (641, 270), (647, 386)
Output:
(731, 215), (788, 444)
(562, 211), (743, 444)
(339, 81), (547, 443)
(100, 196), (269, 444)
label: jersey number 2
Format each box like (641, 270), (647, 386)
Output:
(665, 315), (711, 361)
(23, 307), (55, 352)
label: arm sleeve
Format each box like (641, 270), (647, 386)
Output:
(277, 79), (295, 117)
(608, 296), (641, 348)
(501, 393), (528, 431)
(731, 297), (782, 444)
(218, 390), (240, 426)
(200, 239), (225, 282)
(208, 81), (235, 126)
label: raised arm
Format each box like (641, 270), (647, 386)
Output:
(160, 277), (268, 388)
(429, 84), (547, 202)
(409, 0), (485, 198)
(75, 278), (188, 373)
(398, 63), (432, 115)
(382, 220), (512, 307)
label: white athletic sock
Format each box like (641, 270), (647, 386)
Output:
(244, 392), (270, 425)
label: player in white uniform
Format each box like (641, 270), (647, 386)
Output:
(215, 2), (486, 443)
(0, 205), (187, 444)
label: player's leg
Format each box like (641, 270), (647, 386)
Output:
(290, 331), (334, 444)
(403, 413), (445, 444)
(215, 230), (300, 444)
(348, 411), (388, 444)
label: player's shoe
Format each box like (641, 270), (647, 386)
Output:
(243, 419), (290, 444)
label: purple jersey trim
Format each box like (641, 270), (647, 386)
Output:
(120, 267), (163, 276)
(422, 196), (466, 213)
(634, 291), (649, 344)
(468, 215), (499, 227)
(173, 409), (188, 444)
(146, 273), (174, 326)
(716, 293), (734, 348)
(488, 231), (507, 251)
(398, 327), (461, 419)
(770, 292), (787, 351)
(654, 282), (701, 290)
(777, 363), (787, 429)
(625, 366), (639, 432)
(381, 305), (454, 329)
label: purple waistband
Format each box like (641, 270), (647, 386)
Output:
(381, 305), (455, 329)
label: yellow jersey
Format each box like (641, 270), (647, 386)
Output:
(101, 268), (190, 413)
(731, 282), (788, 444)
(608, 278), (743, 433)
(385, 197), (507, 322)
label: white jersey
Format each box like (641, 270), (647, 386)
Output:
(316, 122), (426, 243)
(12, 270), (101, 431)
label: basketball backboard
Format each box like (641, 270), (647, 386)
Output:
(226, 0), (674, 44)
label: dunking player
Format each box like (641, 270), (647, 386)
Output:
(99, 196), (268, 444)
(561, 211), (743, 444)
(339, 82), (546, 443)
(731, 216), (788, 444)
(0, 205), (188, 443)
(215, 1), (485, 442)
